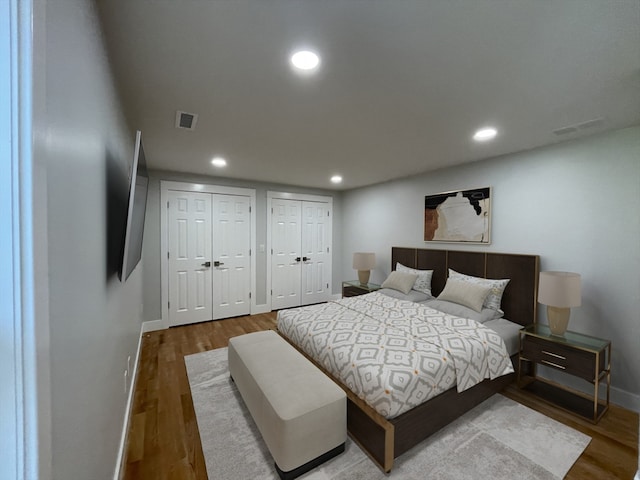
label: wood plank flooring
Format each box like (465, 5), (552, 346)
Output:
(123, 313), (638, 480)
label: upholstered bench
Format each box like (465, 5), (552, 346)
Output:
(228, 330), (346, 480)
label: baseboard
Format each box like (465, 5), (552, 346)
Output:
(611, 386), (640, 413)
(142, 318), (165, 333)
(112, 323), (145, 480)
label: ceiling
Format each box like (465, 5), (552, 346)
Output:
(98, 1), (640, 190)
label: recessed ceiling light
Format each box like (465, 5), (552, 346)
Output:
(330, 175), (343, 184)
(290, 50), (320, 71)
(211, 157), (227, 168)
(473, 127), (498, 142)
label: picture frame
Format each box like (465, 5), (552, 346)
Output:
(424, 187), (491, 244)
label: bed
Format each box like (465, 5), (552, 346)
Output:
(277, 247), (539, 472)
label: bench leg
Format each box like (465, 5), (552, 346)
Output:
(274, 443), (345, 480)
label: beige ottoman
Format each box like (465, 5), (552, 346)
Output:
(228, 330), (346, 480)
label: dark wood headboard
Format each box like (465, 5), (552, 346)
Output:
(391, 247), (539, 326)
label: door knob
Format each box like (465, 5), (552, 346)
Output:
(295, 257), (301, 262)
(213, 261), (225, 267)
(303, 256), (311, 262)
(201, 261), (211, 267)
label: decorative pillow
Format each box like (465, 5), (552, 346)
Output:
(378, 288), (432, 303)
(396, 263), (434, 296)
(424, 299), (502, 323)
(381, 271), (419, 295)
(448, 269), (510, 313)
(437, 279), (492, 312)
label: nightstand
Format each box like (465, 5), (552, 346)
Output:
(518, 324), (610, 423)
(342, 280), (381, 297)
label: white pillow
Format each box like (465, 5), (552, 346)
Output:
(381, 271), (419, 295)
(424, 299), (502, 323)
(396, 263), (434, 296)
(379, 288), (432, 303)
(437, 279), (492, 312)
(448, 269), (510, 313)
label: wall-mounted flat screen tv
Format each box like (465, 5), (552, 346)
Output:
(120, 130), (149, 281)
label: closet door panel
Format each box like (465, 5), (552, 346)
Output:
(300, 201), (331, 305)
(271, 198), (302, 309)
(167, 191), (213, 326)
(212, 194), (251, 319)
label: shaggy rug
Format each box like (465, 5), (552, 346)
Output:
(185, 347), (590, 479)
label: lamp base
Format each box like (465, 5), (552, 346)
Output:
(547, 306), (571, 336)
(357, 270), (370, 285)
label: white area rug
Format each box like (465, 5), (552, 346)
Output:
(185, 347), (591, 480)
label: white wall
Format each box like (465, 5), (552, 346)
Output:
(342, 126), (640, 409)
(37, 0), (144, 478)
(1, 0), (22, 475)
(142, 170), (343, 322)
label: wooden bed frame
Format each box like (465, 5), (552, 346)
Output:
(281, 247), (539, 472)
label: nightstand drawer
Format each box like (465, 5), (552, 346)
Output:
(522, 336), (605, 381)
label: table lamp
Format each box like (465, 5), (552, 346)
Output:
(538, 271), (581, 336)
(353, 252), (376, 285)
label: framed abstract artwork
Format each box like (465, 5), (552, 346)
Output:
(424, 187), (491, 244)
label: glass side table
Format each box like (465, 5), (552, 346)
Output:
(518, 323), (611, 423)
(341, 280), (381, 297)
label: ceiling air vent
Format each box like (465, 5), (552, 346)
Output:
(576, 117), (604, 130)
(552, 126), (578, 136)
(175, 110), (198, 131)
(553, 117), (604, 137)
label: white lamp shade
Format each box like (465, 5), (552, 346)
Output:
(538, 271), (581, 307)
(352, 252), (376, 270)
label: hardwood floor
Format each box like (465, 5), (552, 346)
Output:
(123, 313), (278, 480)
(123, 313), (638, 480)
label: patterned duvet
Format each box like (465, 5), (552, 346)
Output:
(277, 292), (514, 419)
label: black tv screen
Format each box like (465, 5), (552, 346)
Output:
(121, 130), (149, 281)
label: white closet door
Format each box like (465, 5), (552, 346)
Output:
(300, 201), (331, 306)
(271, 198), (302, 310)
(167, 191), (213, 326)
(212, 194), (251, 319)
